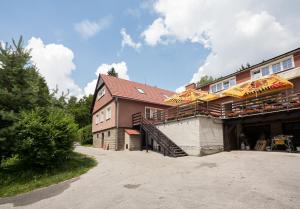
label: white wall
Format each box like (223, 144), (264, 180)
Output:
(156, 116), (223, 156)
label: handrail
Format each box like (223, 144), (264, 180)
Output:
(132, 112), (187, 157)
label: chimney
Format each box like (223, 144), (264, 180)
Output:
(185, 83), (196, 90)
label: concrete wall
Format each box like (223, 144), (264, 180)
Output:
(156, 116), (223, 156)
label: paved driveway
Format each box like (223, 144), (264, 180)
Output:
(1, 146), (300, 209)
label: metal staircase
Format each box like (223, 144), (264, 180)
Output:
(132, 112), (187, 157)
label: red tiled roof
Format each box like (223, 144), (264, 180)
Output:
(101, 74), (174, 106)
(125, 129), (140, 135)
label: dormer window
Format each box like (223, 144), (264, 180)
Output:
(136, 88), (145, 94)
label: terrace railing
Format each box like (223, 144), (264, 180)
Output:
(224, 90), (300, 118)
(133, 90), (300, 125)
(145, 100), (222, 125)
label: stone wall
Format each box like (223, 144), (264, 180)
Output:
(124, 133), (141, 151)
(93, 128), (118, 150)
(156, 116), (223, 156)
(93, 127), (127, 151)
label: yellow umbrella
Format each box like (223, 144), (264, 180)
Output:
(164, 89), (219, 104)
(223, 74), (294, 99)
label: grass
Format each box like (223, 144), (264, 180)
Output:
(0, 152), (97, 198)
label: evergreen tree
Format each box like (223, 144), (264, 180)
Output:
(0, 37), (50, 160)
(198, 75), (214, 86)
(107, 67), (118, 77)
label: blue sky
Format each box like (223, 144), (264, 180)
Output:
(1, 0), (299, 96)
(0, 0), (208, 95)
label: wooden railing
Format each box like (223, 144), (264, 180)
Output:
(147, 100), (222, 124)
(132, 90), (300, 125)
(224, 91), (300, 118)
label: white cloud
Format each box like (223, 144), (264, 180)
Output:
(84, 61), (129, 95)
(142, 0), (300, 87)
(120, 28), (141, 50)
(27, 37), (83, 97)
(142, 18), (170, 46)
(74, 16), (112, 39)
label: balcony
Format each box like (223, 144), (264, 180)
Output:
(143, 90), (300, 124)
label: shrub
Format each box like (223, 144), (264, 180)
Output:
(77, 125), (92, 145)
(16, 108), (78, 167)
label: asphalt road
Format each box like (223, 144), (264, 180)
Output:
(1, 146), (300, 209)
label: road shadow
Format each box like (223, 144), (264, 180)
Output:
(0, 177), (79, 207)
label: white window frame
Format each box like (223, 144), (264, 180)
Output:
(96, 114), (100, 125)
(145, 107), (162, 119)
(100, 111), (105, 123)
(97, 87), (106, 100)
(209, 77), (236, 93)
(106, 106), (112, 120)
(251, 55), (295, 80)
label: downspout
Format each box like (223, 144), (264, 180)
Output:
(115, 97), (119, 151)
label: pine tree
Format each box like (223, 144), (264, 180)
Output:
(107, 67), (118, 77)
(0, 36), (50, 161)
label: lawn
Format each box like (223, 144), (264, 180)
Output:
(0, 152), (97, 198)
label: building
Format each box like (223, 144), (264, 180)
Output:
(198, 48), (300, 103)
(91, 74), (174, 151)
(91, 48), (300, 157)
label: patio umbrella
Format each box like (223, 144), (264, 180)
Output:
(164, 89), (219, 104)
(222, 74), (294, 99)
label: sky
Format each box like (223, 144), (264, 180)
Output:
(1, 0), (300, 97)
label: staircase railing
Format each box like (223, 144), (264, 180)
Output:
(132, 112), (187, 157)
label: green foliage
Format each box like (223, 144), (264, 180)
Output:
(0, 152), (97, 197)
(0, 37), (50, 160)
(107, 67), (118, 77)
(15, 108), (78, 167)
(66, 95), (93, 128)
(198, 75), (214, 86)
(238, 62), (251, 71)
(77, 124), (92, 145)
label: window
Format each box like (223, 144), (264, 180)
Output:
(100, 111), (105, 123)
(145, 107), (161, 119)
(97, 87), (105, 100)
(101, 133), (104, 140)
(96, 114), (100, 124)
(210, 77), (236, 93)
(136, 88), (145, 94)
(97, 133), (99, 138)
(106, 106), (111, 120)
(261, 66), (270, 76)
(272, 63), (281, 73)
(216, 83), (222, 92)
(229, 78), (236, 86)
(282, 58), (293, 70)
(252, 69), (261, 80)
(223, 81), (229, 90)
(108, 131), (110, 137)
(211, 85), (217, 93)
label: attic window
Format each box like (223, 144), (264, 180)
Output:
(136, 88), (145, 94)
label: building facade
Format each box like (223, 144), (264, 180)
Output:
(91, 74), (174, 150)
(198, 48), (300, 104)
